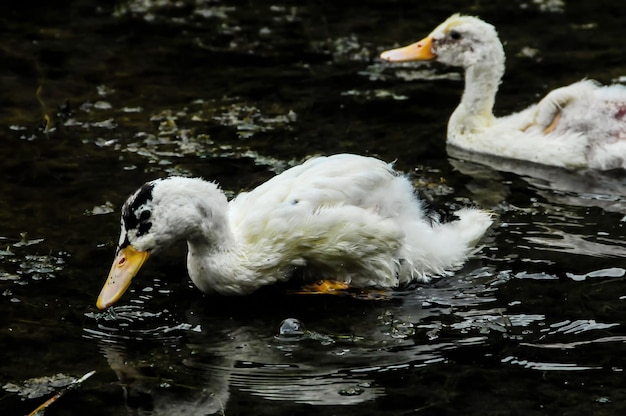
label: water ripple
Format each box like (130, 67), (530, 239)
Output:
(502, 356), (601, 371)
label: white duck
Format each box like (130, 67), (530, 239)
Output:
(96, 154), (492, 309)
(380, 14), (626, 170)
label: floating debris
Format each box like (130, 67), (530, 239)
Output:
(13, 233), (45, 248)
(312, 34), (373, 62)
(84, 201), (115, 216)
(19, 254), (66, 281)
(212, 103), (297, 139)
(516, 46), (540, 59)
(341, 89), (408, 101)
(97, 84), (116, 97)
(90, 118), (118, 129)
(3, 372), (90, 400)
(531, 0), (565, 13)
(24, 370), (96, 416)
(93, 101), (113, 110)
(0, 272), (19, 282)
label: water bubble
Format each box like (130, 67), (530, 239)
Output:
(278, 318), (305, 337)
(338, 386), (364, 396)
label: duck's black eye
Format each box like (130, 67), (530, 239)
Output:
(449, 30), (462, 40)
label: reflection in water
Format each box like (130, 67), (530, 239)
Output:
(84, 306), (229, 415)
(449, 146), (626, 213)
(84, 312), (388, 413)
(81, 272), (505, 414)
(448, 145), (626, 277)
(78, 261), (626, 414)
(524, 228), (626, 258)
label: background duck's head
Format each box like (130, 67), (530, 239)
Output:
(381, 14), (504, 70)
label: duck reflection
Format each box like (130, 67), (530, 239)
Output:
(84, 299), (396, 415)
(448, 145), (626, 213)
(83, 272), (503, 415)
(97, 340), (229, 415)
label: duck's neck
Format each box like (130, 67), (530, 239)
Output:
(186, 234), (283, 296)
(449, 50), (505, 139)
(152, 180), (252, 295)
(181, 203), (251, 295)
(179, 188), (277, 296)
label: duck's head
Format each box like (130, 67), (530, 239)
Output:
(96, 180), (160, 310)
(380, 14), (503, 69)
(96, 177), (228, 309)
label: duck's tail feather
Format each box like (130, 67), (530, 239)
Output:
(401, 207), (493, 283)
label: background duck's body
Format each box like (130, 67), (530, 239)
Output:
(381, 14), (626, 170)
(97, 154), (493, 308)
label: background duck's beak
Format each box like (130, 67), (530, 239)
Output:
(96, 245), (150, 309)
(380, 36), (435, 62)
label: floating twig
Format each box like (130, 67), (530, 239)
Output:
(27, 370), (95, 416)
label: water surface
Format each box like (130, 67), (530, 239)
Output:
(2, 0), (626, 415)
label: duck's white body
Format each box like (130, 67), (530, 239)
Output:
(97, 154), (492, 308)
(381, 14), (626, 170)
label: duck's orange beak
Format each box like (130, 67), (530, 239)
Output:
(96, 245), (149, 309)
(380, 36), (435, 62)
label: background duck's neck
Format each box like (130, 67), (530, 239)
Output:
(450, 50), (505, 136)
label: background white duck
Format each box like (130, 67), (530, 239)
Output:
(380, 14), (626, 170)
(96, 154), (493, 309)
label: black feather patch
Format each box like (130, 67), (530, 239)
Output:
(119, 234), (131, 249)
(122, 181), (156, 239)
(418, 190), (460, 224)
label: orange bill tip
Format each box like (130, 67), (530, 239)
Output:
(380, 36), (435, 62)
(96, 245), (149, 309)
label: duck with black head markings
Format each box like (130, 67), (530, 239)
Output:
(380, 14), (626, 170)
(96, 154), (493, 309)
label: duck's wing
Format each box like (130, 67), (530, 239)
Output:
(527, 80), (598, 134)
(531, 80), (626, 136)
(226, 154), (422, 283)
(229, 154), (422, 228)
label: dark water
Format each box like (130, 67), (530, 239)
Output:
(2, 0), (626, 415)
